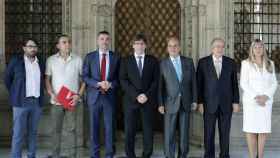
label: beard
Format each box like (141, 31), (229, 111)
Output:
(25, 51), (37, 58)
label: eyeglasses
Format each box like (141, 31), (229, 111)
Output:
(134, 42), (145, 45)
(25, 45), (38, 48)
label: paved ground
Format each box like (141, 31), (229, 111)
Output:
(1, 134), (279, 158)
(1, 146), (280, 158)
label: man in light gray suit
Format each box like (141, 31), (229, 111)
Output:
(158, 36), (197, 158)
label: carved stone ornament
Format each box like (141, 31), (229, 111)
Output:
(97, 4), (112, 17)
(198, 4), (206, 16)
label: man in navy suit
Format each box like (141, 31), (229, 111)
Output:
(197, 38), (240, 158)
(82, 31), (120, 158)
(4, 38), (45, 158)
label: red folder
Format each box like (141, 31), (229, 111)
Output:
(56, 86), (76, 111)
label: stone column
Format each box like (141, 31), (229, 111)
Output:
(0, 0), (4, 66)
(180, 0), (193, 58)
(69, 0), (89, 156)
(225, 0), (234, 58)
(190, 0), (199, 65)
(0, 0), (13, 147)
(89, 0), (114, 51)
(197, 0), (233, 58)
(197, 0), (207, 58)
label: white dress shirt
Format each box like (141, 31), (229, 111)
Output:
(24, 55), (41, 98)
(212, 55), (222, 77)
(134, 53), (145, 70)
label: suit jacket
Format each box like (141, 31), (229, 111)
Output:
(119, 54), (159, 109)
(158, 56), (197, 114)
(82, 50), (120, 106)
(197, 55), (239, 114)
(4, 54), (45, 107)
(240, 60), (277, 104)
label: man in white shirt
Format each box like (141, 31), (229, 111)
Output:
(45, 35), (85, 158)
(4, 38), (45, 158)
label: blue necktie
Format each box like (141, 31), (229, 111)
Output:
(174, 58), (182, 81)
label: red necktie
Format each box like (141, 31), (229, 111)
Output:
(101, 53), (106, 81)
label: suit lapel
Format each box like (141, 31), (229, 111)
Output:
(220, 56), (227, 79)
(94, 51), (101, 80)
(180, 56), (186, 81)
(107, 51), (113, 80)
(131, 55), (141, 79)
(20, 56), (26, 79)
(141, 55), (149, 78)
(37, 57), (45, 79)
(167, 58), (180, 83)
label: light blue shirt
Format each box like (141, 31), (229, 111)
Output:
(170, 55), (182, 81)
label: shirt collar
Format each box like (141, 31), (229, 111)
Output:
(24, 55), (38, 63)
(170, 55), (180, 62)
(212, 55), (222, 62)
(99, 49), (109, 55)
(134, 53), (145, 59)
(55, 52), (73, 60)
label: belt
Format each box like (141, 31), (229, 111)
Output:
(26, 96), (39, 99)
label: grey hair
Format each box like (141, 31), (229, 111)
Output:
(210, 37), (225, 49)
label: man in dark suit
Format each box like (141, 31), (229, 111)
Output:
(197, 38), (240, 158)
(4, 38), (45, 158)
(158, 36), (197, 158)
(82, 31), (120, 158)
(119, 33), (159, 158)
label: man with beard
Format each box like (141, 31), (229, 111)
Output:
(4, 38), (45, 158)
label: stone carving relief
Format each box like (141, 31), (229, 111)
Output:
(97, 5), (112, 17)
(198, 4), (206, 16)
(91, 4), (112, 17)
(63, 0), (72, 34)
(190, 5), (198, 17)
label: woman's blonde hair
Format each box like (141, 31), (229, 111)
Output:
(248, 39), (273, 73)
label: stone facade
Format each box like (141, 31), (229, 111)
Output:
(0, 0), (279, 151)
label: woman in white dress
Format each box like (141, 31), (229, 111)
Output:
(240, 39), (277, 158)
